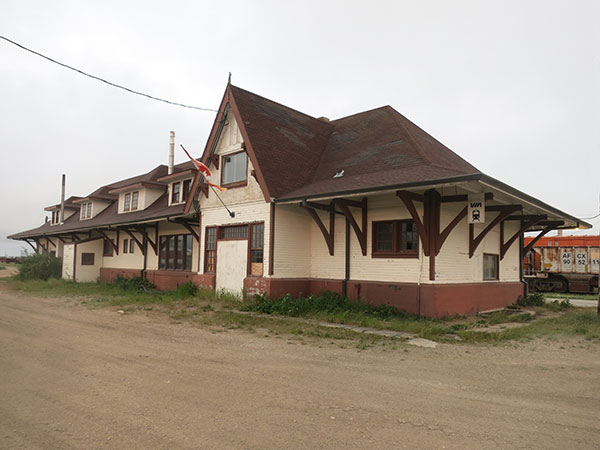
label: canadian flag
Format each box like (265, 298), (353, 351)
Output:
(181, 145), (227, 192)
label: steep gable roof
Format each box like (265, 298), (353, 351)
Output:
(228, 85), (334, 198)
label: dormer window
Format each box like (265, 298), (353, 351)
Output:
(80, 202), (92, 220)
(171, 182), (181, 203)
(50, 210), (60, 225)
(131, 191), (139, 210)
(221, 151), (247, 187)
(124, 191), (139, 212)
(170, 179), (192, 205)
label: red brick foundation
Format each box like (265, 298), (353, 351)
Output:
(244, 277), (525, 317)
(100, 268), (142, 282)
(145, 270), (216, 291)
(100, 268), (215, 291)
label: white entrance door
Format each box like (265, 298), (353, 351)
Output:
(215, 240), (247, 295)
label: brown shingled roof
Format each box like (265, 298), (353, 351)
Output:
(228, 85), (334, 198)
(215, 85), (480, 201)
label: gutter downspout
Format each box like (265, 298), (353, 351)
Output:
(343, 218), (350, 298)
(142, 228), (148, 280)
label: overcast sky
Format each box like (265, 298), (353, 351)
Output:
(1, 0), (598, 256)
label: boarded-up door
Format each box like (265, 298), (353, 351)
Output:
(62, 243), (75, 280)
(216, 240), (247, 295)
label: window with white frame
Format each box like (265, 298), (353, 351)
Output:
(80, 202), (92, 220)
(123, 191), (139, 212)
(170, 179), (192, 205)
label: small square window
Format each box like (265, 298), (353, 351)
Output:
(81, 253), (95, 266)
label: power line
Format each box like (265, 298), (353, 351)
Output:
(0, 35), (218, 112)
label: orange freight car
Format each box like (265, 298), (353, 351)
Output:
(523, 235), (599, 293)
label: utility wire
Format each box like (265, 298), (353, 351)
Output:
(0, 35), (218, 112)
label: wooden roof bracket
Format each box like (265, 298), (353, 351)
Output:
(177, 221), (200, 243)
(209, 153), (219, 170)
(500, 215), (545, 260)
(469, 205), (521, 258)
(96, 229), (119, 255)
(332, 198), (368, 256)
(124, 229), (145, 256)
(199, 182), (209, 198)
(43, 236), (57, 248)
(300, 201), (336, 256)
(23, 239), (37, 252)
(134, 226), (157, 255)
(34, 237), (47, 252)
(523, 221), (564, 254)
(397, 191), (429, 255)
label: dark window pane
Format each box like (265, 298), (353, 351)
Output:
(81, 253), (95, 265)
(186, 235), (193, 270)
(123, 239), (128, 254)
(172, 182), (181, 203)
(375, 222), (394, 251)
(168, 236), (175, 269)
(483, 254), (499, 280)
(182, 179), (191, 202)
(131, 191), (139, 210)
(129, 239), (135, 254)
(221, 225), (248, 239)
(176, 235), (184, 269)
(159, 236), (167, 269)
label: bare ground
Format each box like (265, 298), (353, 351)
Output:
(1, 290), (599, 450)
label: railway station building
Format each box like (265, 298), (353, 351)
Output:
(10, 83), (591, 317)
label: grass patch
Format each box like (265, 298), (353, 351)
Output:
(3, 278), (600, 346)
(542, 291), (598, 301)
(457, 311), (600, 343)
(241, 292), (448, 340)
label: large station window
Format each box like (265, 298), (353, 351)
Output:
(372, 220), (418, 258)
(159, 234), (194, 270)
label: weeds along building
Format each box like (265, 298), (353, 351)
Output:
(10, 83), (591, 317)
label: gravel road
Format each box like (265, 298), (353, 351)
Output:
(1, 289), (599, 449)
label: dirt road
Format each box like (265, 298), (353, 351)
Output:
(1, 290), (599, 450)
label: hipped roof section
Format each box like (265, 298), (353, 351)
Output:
(200, 84), (589, 229)
(211, 85), (480, 201)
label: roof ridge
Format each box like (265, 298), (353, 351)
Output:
(230, 84), (334, 128)
(386, 106), (435, 166)
(329, 105), (391, 123)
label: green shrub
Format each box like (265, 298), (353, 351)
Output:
(16, 253), (62, 280)
(175, 281), (198, 298)
(544, 299), (572, 311)
(241, 290), (406, 320)
(111, 275), (156, 291)
(515, 293), (545, 307)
